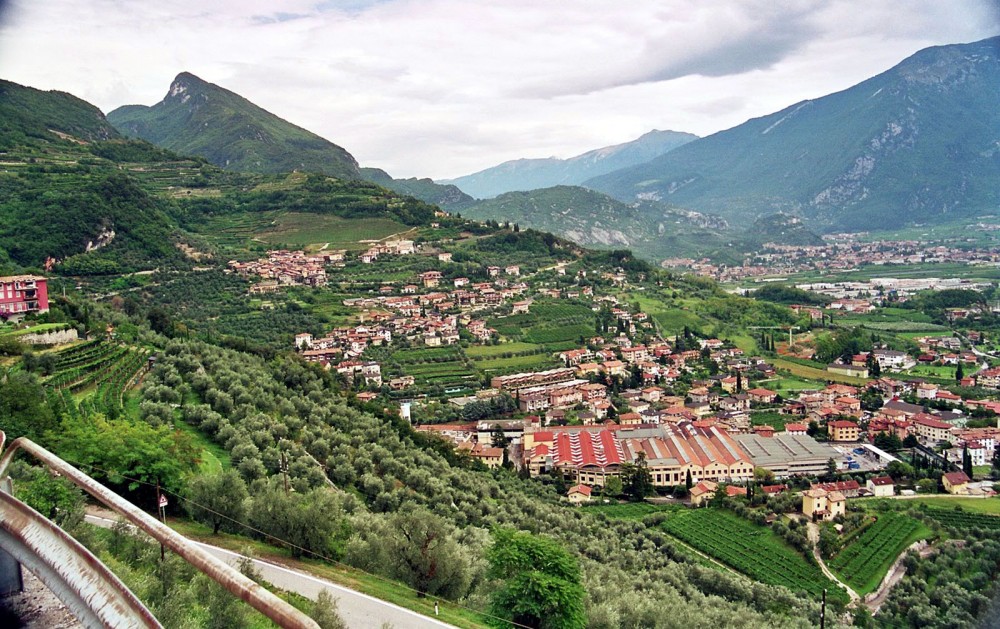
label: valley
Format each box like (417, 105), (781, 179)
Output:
(1, 30), (1000, 629)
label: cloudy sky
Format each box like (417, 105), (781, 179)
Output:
(0, 0), (997, 179)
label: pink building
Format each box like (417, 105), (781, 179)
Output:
(0, 275), (48, 320)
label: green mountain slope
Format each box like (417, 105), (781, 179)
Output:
(462, 185), (734, 260)
(0, 78), (120, 147)
(441, 130), (697, 199)
(360, 167), (474, 209)
(107, 72), (360, 179)
(586, 37), (1000, 232)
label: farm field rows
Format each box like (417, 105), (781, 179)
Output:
(661, 509), (846, 604)
(582, 502), (682, 520)
(922, 508), (1000, 530)
(828, 512), (930, 595)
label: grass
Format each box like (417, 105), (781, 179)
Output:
(147, 519), (492, 629)
(750, 411), (793, 431)
(772, 357), (869, 386)
(581, 502), (682, 520)
(828, 512), (930, 595)
(474, 353), (559, 372)
(889, 497), (1000, 514)
(256, 213), (408, 248)
(464, 342), (542, 358)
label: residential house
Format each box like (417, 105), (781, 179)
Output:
(567, 484), (593, 504)
(802, 488), (846, 521)
(942, 470), (971, 495)
(867, 476), (895, 497)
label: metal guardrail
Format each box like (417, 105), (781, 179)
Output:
(0, 433), (320, 629)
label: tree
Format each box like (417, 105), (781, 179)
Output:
(486, 528), (585, 629)
(735, 371), (743, 393)
(866, 352), (881, 378)
(874, 432), (902, 453)
(185, 470), (249, 534)
(825, 458), (838, 481)
(753, 467), (776, 485)
(0, 370), (59, 443)
(620, 452), (653, 502)
(50, 413), (199, 504)
(603, 476), (623, 498)
(383, 507), (472, 599)
(956, 361), (965, 383)
(962, 445), (974, 479)
(903, 434), (920, 448)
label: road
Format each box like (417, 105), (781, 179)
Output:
(805, 522), (859, 602)
(85, 514), (454, 629)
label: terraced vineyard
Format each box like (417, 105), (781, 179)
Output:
(828, 512), (930, 594)
(922, 508), (1000, 531)
(662, 509), (846, 604)
(43, 341), (150, 417)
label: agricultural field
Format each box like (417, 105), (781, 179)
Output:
(661, 509), (846, 604)
(41, 341), (151, 419)
(582, 502), (682, 520)
(828, 512), (931, 595)
(473, 353), (560, 373)
(393, 346), (465, 363)
(750, 411), (793, 432)
(464, 342), (542, 358)
(258, 213), (409, 248)
(523, 323), (594, 345)
(402, 361), (480, 389)
(771, 357), (869, 386)
(921, 507), (1000, 531)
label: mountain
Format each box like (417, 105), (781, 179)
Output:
(107, 72), (360, 179)
(462, 185), (733, 259)
(440, 130), (697, 199)
(586, 37), (1000, 232)
(359, 167), (474, 209)
(0, 78), (120, 147)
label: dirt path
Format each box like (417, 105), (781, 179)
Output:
(863, 540), (933, 614)
(806, 522), (860, 602)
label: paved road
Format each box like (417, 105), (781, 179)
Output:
(85, 515), (454, 629)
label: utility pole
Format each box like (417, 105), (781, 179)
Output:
(820, 588), (826, 629)
(280, 450), (290, 495)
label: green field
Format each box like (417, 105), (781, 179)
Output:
(257, 213), (408, 247)
(883, 497), (1000, 514)
(828, 512), (930, 595)
(750, 411), (793, 431)
(523, 323), (594, 345)
(201, 211), (408, 250)
(772, 357), (869, 386)
(661, 509), (845, 604)
(465, 342), (543, 358)
(582, 502), (682, 520)
(474, 353), (559, 372)
(921, 507), (1000, 530)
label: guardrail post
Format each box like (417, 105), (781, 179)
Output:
(0, 477), (23, 596)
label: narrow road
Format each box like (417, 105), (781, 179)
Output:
(806, 522), (860, 602)
(85, 514), (454, 629)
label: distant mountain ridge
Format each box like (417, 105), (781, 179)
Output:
(586, 37), (1000, 232)
(107, 72), (360, 179)
(440, 130), (697, 199)
(462, 185), (733, 260)
(359, 167), (474, 209)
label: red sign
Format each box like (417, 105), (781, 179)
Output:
(158, 495), (168, 508)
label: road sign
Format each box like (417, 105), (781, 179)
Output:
(158, 495), (168, 508)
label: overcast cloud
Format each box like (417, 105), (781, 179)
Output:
(0, 0), (996, 178)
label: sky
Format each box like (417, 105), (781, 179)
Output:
(0, 0), (997, 179)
